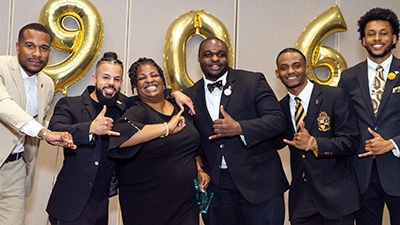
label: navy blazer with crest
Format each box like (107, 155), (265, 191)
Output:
(278, 82), (360, 220)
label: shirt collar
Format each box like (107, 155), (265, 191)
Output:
(288, 79), (314, 104)
(203, 71), (228, 87)
(20, 66), (38, 82)
(367, 54), (393, 72)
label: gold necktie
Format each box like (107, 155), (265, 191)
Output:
(294, 97), (305, 132)
(371, 65), (385, 117)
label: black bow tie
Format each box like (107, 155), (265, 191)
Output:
(207, 80), (223, 93)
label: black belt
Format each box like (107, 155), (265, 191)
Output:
(5, 152), (23, 163)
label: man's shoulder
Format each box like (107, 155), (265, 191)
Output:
(0, 55), (14, 62)
(342, 61), (365, 75)
(0, 55), (16, 71)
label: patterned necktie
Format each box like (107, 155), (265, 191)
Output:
(294, 97), (305, 132)
(371, 65), (385, 117)
(207, 80), (223, 93)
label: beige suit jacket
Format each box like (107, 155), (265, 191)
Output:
(0, 55), (54, 196)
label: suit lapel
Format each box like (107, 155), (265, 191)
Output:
(10, 56), (26, 107)
(281, 95), (295, 137)
(356, 61), (376, 120)
(376, 57), (400, 118)
(36, 74), (47, 124)
(305, 83), (322, 131)
(193, 80), (215, 127)
(219, 69), (235, 117)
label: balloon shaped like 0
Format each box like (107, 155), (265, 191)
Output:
(296, 5), (347, 86)
(39, 0), (104, 94)
(164, 10), (233, 91)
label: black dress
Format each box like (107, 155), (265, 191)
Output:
(109, 100), (200, 225)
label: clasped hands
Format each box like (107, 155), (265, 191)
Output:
(39, 128), (76, 149)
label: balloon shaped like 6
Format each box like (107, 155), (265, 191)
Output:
(296, 5), (348, 87)
(40, 0), (104, 95)
(164, 10), (233, 91)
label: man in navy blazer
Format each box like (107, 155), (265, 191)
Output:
(276, 48), (359, 225)
(338, 8), (400, 225)
(184, 37), (289, 225)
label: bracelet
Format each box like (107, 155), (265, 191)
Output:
(306, 136), (315, 151)
(198, 166), (206, 173)
(41, 129), (51, 140)
(163, 122), (169, 137)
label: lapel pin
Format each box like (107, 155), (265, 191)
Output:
(224, 85), (232, 96)
(315, 99), (319, 105)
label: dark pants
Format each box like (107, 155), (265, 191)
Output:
(202, 169), (285, 225)
(291, 213), (354, 225)
(356, 160), (400, 225)
(49, 198), (109, 225)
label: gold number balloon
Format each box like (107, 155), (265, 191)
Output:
(296, 5), (347, 86)
(39, 0), (104, 94)
(164, 10), (233, 91)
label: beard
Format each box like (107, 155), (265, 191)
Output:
(19, 60), (45, 75)
(365, 44), (394, 59)
(95, 86), (119, 107)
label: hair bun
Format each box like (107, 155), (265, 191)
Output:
(103, 52), (118, 60)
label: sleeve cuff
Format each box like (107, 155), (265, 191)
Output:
(20, 119), (45, 138)
(389, 139), (400, 157)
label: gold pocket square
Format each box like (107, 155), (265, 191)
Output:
(392, 86), (400, 93)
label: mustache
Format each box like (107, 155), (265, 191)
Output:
(103, 85), (116, 90)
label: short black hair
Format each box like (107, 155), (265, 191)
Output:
(276, 48), (306, 66)
(198, 36), (228, 56)
(18, 23), (53, 43)
(357, 7), (399, 48)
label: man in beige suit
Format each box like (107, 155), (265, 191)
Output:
(0, 23), (76, 225)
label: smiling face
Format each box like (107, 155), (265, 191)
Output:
(136, 63), (164, 102)
(198, 38), (229, 81)
(16, 29), (51, 76)
(275, 51), (309, 96)
(362, 20), (397, 64)
(91, 62), (123, 106)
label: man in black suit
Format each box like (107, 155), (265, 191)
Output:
(276, 48), (360, 225)
(338, 7), (400, 225)
(184, 37), (289, 225)
(46, 52), (128, 225)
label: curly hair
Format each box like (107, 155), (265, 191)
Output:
(357, 7), (399, 48)
(127, 57), (166, 93)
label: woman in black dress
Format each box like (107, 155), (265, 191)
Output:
(109, 57), (209, 225)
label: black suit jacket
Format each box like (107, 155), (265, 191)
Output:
(46, 86), (128, 221)
(339, 56), (400, 196)
(184, 68), (289, 205)
(279, 83), (359, 220)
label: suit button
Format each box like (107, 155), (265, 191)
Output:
(89, 182), (93, 187)
(219, 144), (224, 149)
(374, 126), (379, 131)
(302, 154), (306, 159)
(94, 161), (99, 166)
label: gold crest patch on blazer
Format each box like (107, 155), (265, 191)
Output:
(317, 111), (331, 132)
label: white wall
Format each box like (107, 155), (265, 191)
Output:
(1, 0), (400, 224)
